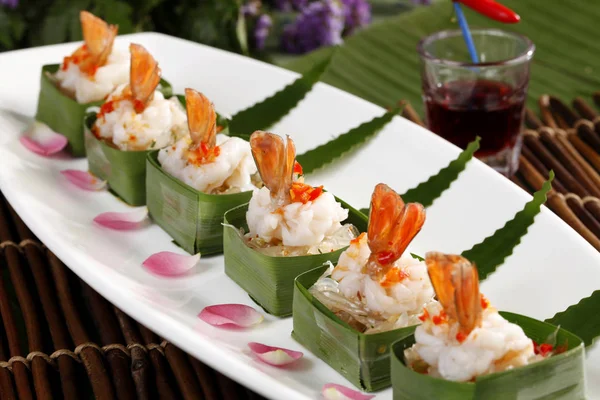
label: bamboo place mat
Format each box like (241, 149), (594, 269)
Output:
(0, 196), (265, 400)
(402, 93), (600, 252)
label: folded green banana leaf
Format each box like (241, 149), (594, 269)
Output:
(391, 312), (585, 400)
(146, 150), (250, 255)
(292, 264), (416, 392)
(35, 64), (103, 157)
(223, 201), (368, 317)
(84, 113), (149, 206)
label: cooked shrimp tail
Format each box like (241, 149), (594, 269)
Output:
(79, 11), (118, 71)
(185, 88), (216, 149)
(129, 43), (161, 107)
(250, 131), (295, 206)
(366, 183), (425, 279)
(425, 252), (482, 336)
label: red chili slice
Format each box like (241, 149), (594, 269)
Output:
(455, 0), (520, 24)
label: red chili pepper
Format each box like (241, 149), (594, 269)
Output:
(456, 331), (467, 343)
(293, 161), (303, 176)
(455, 0), (520, 24)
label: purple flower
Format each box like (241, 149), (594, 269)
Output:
(0, 0), (18, 8)
(242, 0), (261, 17)
(254, 14), (272, 51)
(341, 0), (371, 36)
(281, 0), (344, 54)
(273, 0), (308, 11)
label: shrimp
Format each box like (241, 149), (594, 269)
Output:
(64, 11), (118, 76)
(129, 43), (161, 108)
(425, 252), (482, 337)
(365, 183), (426, 280)
(250, 131), (295, 207)
(97, 43), (161, 117)
(185, 88), (219, 164)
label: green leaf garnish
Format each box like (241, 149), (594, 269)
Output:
(410, 253), (424, 262)
(462, 171), (555, 281)
(402, 137), (480, 206)
(359, 138), (479, 215)
(296, 107), (399, 175)
(546, 290), (600, 347)
(228, 51), (334, 137)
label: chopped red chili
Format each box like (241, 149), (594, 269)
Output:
(432, 311), (447, 326)
(293, 161), (303, 175)
(289, 183), (323, 204)
(533, 341), (554, 357)
(480, 295), (489, 310)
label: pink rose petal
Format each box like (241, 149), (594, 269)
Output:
(248, 342), (303, 366)
(61, 170), (107, 191)
(142, 251), (200, 277)
(322, 383), (375, 400)
(20, 122), (68, 156)
(198, 304), (264, 328)
(93, 208), (148, 230)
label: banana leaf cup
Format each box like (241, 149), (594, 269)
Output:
(145, 129), (254, 256)
(223, 200), (368, 317)
(35, 64), (173, 157)
(391, 312), (585, 400)
(292, 264), (417, 392)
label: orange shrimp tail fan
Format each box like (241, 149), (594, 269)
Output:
(129, 43), (161, 107)
(367, 183), (426, 267)
(250, 131), (295, 205)
(80, 11), (118, 68)
(185, 88), (217, 149)
(425, 252), (482, 335)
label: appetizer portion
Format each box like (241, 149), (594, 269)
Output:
(55, 11), (128, 104)
(145, 89), (257, 255)
(158, 89), (257, 194)
(84, 43), (182, 205)
(310, 183), (433, 334)
(92, 44), (186, 151)
(405, 253), (547, 381)
(223, 131), (367, 316)
(245, 131), (356, 256)
(391, 252), (585, 400)
(35, 11), (138, 156)
(292, 184), (430, 391)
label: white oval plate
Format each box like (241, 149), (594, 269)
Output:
(0, 33), (599, 400)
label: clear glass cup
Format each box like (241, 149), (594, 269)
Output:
(418, 29), (535, 176)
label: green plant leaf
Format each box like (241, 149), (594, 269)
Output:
(228, 51), (334, 137)
(462, 171), (555, 281)
(283, 0), (600, 114)
(402, 137), (480, 206)
(0, 10), (12, 49)
(410, 253), (424, 261)
(359, 137), (479, 214)
(235, 7), (249, 56)
(296, 107), (399, 175)
(546, 290), (600, 347)
(92, 0), (135, 35)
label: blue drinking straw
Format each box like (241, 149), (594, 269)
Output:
(453, 2), (479, 64)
